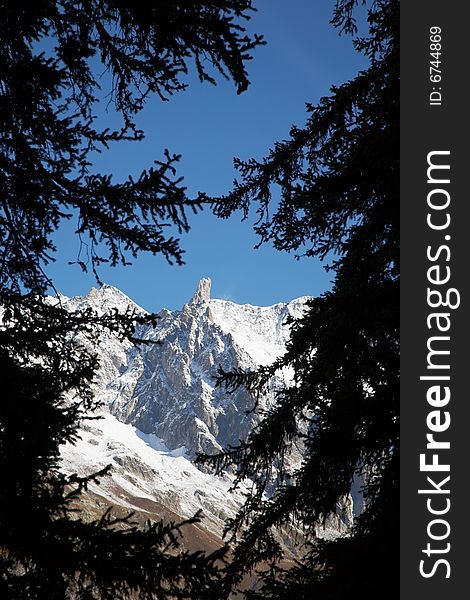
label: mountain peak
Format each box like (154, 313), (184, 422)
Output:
(189, 277), (211, 306)
(79, 284), (146, 315)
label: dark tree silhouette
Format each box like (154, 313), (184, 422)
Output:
(203, 1), (399, 598)
(0, 2), (263, 597)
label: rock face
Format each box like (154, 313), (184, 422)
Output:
(64, 279), (309, 459)
(59, 281), (351, 542)
(188, 277), (211, 306)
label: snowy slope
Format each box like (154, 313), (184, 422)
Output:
(61, 412), (248, 538)
(209, 296), (308, 366)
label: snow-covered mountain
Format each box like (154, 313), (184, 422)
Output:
(59, 279), (349, 546)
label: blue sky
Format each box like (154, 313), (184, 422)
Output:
(47, 0), (367, 312)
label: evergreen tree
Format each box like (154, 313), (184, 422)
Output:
(204, 1), (399, 597)
(0, 2), (262, 597)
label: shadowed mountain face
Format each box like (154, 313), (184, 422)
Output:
(59, 281), (350, 544)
